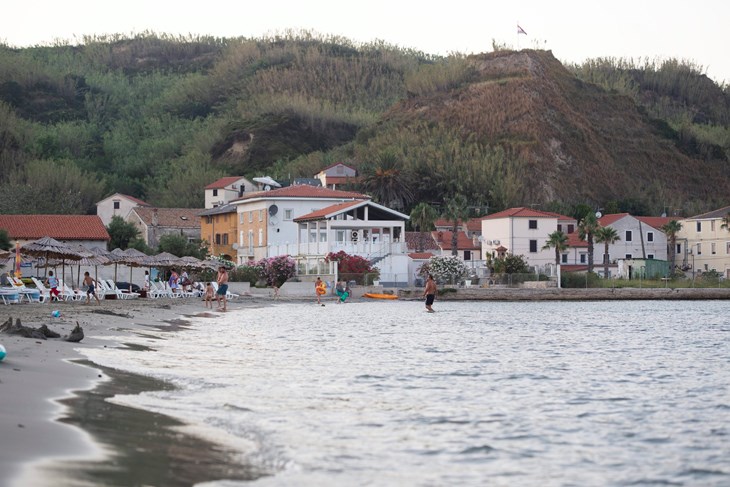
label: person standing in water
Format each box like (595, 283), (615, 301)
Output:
(423, 274), (437, 312)
(216, 266), (229, 311)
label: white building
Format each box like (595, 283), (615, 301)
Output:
(96, 193), (150, 226)
(204, 176), (257, 209)
(597, 214), (674, 262)
(676, 205), (730, 278)
(481, 207), (576, 271)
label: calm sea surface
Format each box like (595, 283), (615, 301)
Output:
(81, 300), (730, 486)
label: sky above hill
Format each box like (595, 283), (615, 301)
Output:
(3, 0), (728, 84)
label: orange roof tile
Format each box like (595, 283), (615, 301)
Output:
(431, 230), (480, 250)
(597, 213), (630, 226)
(636, 216), (681, 230)
(482, 207), (573, 220)
(0, 215), (110, 240)
(234, 185), (368, 202)
(294, 201), (364, 222)
(566, 232), (588, 247)
(131, 208), (203, 229)
(409, 252), (435, 259)
(205, 176), (246, 190)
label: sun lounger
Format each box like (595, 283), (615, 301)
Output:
(58, 279), (87, 301)
(0, 288), (21, 304)
(104, 280), (140, 299)
(8, 276), (45, 303)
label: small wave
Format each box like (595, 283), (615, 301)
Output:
(679, 468), (728, 477)
(223, 403), (254, 412)
(460, 445), (495, 454)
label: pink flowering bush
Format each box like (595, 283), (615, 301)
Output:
(255, 255), (297, 287)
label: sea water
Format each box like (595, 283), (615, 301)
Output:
(80, 300), (730, 486)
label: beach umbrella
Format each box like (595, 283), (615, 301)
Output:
(121, 248), (148, 292)
(14, 242), (22, 278)
(21, 236), (83, 284)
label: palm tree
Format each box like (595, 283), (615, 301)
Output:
(442, 194), (470, 256)
(578, 213), (599, 273)
(661, 220), (683, 272)
(542, 230), (568, 267)
(410, 202), (439, 252)
(594, 226), (620, 278)
(361, 150), (413, 210)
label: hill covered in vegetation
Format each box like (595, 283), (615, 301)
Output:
(0, 32), (727, 217)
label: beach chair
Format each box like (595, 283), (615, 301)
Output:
(104, 280), (140, 299)
(58, 279), (86, 301)
(0, 288), (21, 304)
(211, 282), (240, 300)
(147, 281), (171, 298)
(31, 277), (54, 302)
(8, 276), (45, 303)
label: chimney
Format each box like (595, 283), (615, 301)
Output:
(151, 208), (159, 227)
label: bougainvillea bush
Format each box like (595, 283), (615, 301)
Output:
(325, 251), (379, 284)
(255, 255), (297, 287)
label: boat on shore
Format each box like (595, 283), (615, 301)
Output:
(363, 293), (398, 300)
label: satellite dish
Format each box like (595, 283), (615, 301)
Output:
(595, 211), (602, 218)
(269, 204), (279, 216)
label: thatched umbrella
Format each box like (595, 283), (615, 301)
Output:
(21, 237), (83, 284)
(120, 248), (148, 292)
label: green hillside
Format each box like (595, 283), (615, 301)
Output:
(0, 32), (728, 217)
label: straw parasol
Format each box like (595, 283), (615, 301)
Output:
(120, 248), (148, 292)
(21, 237), (83, 284)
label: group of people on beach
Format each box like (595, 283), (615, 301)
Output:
(203, 266), (229, 311)
(311, 274), (438, 312)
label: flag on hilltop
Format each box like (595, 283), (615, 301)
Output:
(517, 24), (527, 35)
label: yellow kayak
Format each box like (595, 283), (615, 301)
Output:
(363, 293), (398, 300)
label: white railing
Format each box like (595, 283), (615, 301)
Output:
(267, 241), (407, 258)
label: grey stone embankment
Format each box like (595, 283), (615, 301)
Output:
(397, 287), (730, 301)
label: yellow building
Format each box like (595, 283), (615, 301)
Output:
(199, 204), (238, 261)
(677, 205), (730, 278)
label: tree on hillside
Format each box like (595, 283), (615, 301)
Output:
(361, 150), (413, 210)
(594, 226), (620, 278)
(542, 230), (568, 267)
(661, 220), (683, 272)
(442, 194), (470, 257)
(409, 202), (438, 252)
(578, 213), (599, 274)
(107, 216), (140, 250)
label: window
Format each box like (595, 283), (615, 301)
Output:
(212, 189), (218, 196)
(647, 231), (654, 242)
(567, 224), (575, 234)
(336, 230), (346, 242)
(239, 213), (244, 224)
(215, 234), (221, 245)
(223, 234), (229, 245)
(258, 229), (264, 246)
(464, 250), (472, 261)
(711, 221), (715, 231)
(727, 242), (730, 255)
(206, 216), (213, 224)
(625, 230), (633, 242)
(239, 231), (243, 246)
(561, 254), (568, 264)
(259, 209), (264, 222)
(249, 211), (253, 223)
(529, 220), (538, 229)
(696, 221), (702, 232)
(113, 201), (120, 209)
(248, 231), (254, 253)
(319, 231), (327, 242)
(223, 214), (228, 222)
(625, 254), (632, 259)
(580, 253), (586, 264)
(284, 209), (293, 220)
(711, 243), (716, 255)
(696, 243), (702, 255)
(529, 239), (538, 252)
(647, 254), (654, 259)
(557, 224), (562, 232)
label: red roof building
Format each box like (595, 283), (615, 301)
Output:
(0, 215), (110, 244)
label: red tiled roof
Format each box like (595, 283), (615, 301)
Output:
(119, 194), (150, 206)
(434, 218), (465, 229)
(636, 216), (681, 230)
(205, 176), (245, 190)
(234, 185), (368, 202)
(566, 231), (588, 247)
(405, 231), (440, 251)
(318, 162), (357, 174)
(409, 252), (435, 259)
(294, 200), (364, 222)
(561, 265), (589, 272)
(466, 217), (486, 232)
(0, 215), (110, 240)
(131, 208), (203, 229)
(482, 207), (573, 220)
(431, 230), (479, 250)
(598, 213), (630, 226)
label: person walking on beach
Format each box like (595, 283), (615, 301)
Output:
(315, 277), (326, 306)
(423, 274), (437, 313)
(47, 270), (62, 302)
(216, 266), (229, 311)
(83, 271), (101, 305)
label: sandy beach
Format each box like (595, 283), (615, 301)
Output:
(0, 295), (273, 487)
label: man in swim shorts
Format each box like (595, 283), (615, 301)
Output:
(423, 274), (437, 312)
(216, 266), (229, 311)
